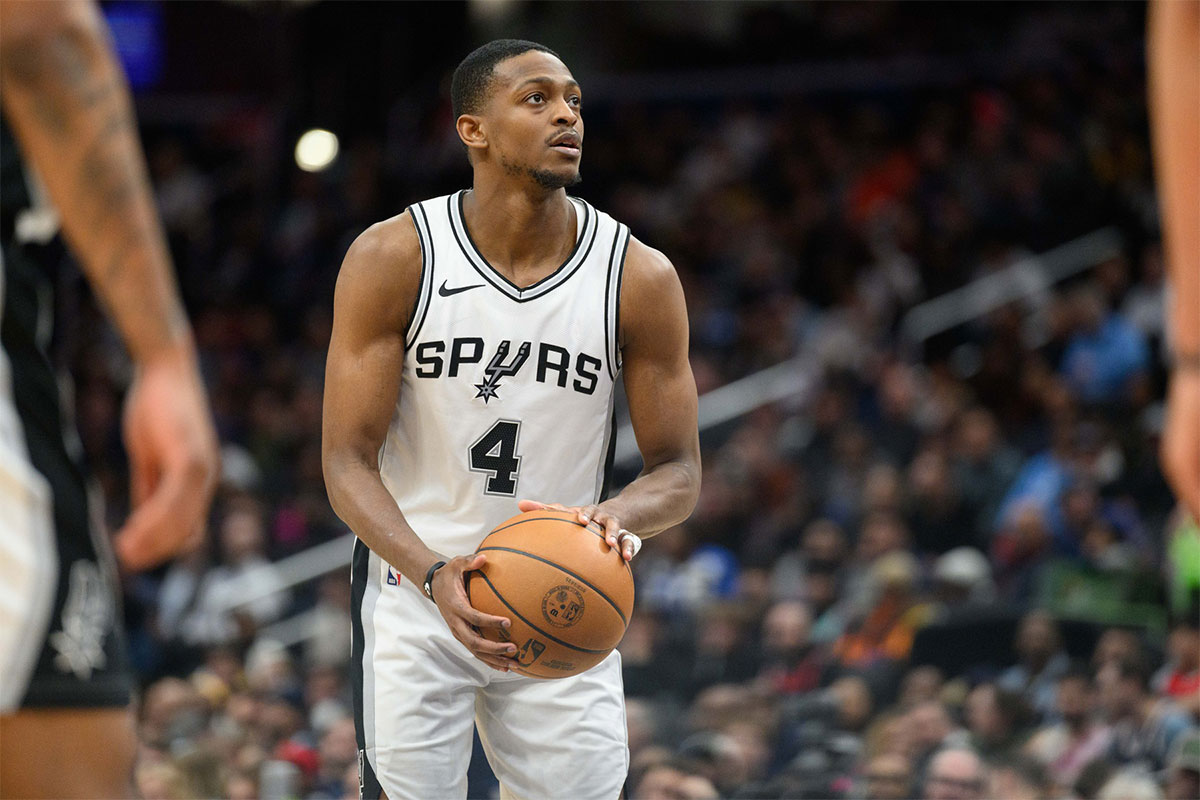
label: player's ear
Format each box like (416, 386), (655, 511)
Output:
(457, 114), (488, 156)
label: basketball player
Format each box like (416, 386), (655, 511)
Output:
(322, 40), (701, 799)
(1149, 0), (1200, 523)
(0, 1), (218, 796)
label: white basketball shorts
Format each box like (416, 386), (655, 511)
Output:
(350, 538), (629, 800)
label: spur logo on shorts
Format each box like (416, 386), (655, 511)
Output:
(541, 585), (585, 628)
(50, 561), (112, 679)
(516, 637), (546, 666)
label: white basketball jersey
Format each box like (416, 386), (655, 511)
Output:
(378, 190), (629, 558)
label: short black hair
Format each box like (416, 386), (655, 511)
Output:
(451, 39), (560, 119)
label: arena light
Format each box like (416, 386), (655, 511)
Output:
(294, 128), (339, 172)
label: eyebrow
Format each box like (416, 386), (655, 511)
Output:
(513, 76), (581, 92)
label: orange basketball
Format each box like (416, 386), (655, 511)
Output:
(466, 509), (634, 679)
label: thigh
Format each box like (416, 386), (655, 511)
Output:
(0, 707), (136, 799)
(477, 651), (628, 800)
(352, 539), (482, 800)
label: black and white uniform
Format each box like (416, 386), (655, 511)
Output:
(352, 190), (630, 800)
(0, 114), (131, 712)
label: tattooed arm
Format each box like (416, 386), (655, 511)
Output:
(0, 0), (218, 569)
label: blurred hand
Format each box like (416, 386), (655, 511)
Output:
(1162, 369), (1200, 522)
(114, 347), (219, 571)
(517, 498), (638, 561)
(431, 553), (517, 672)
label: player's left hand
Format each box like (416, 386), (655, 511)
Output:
(518, 499), (640, 561)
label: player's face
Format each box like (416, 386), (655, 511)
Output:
(485, 50), (583, 190)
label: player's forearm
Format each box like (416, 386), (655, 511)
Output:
(599, 458), (700, 538)
(324, 455), (442, 583)
(0, 0), (191, 364)
(1149, 0), (1200, 354)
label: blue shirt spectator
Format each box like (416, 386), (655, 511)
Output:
(1060, 308), (1150, 404)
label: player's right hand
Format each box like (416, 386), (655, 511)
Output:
(431, 553), (518, 672)
(114, 344), (219, 572)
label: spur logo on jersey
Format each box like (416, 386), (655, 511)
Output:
(474, 340), (530, 403)
(413, 337), (604, 401)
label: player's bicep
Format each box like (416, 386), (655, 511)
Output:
(322, 307), (404, 470)
(619, 241), (700, 471)
(322, 221), (419, 474)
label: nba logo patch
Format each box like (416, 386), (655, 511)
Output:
(386, 567), (398, 586)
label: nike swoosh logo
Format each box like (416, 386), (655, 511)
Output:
(438, 280), (484, 297)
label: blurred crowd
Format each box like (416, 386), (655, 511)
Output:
(41, 2), (1200, 798)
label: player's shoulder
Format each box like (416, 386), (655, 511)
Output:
(621, 235), (680, 295)
(344, 210), (422, 272)
(334, 210), (423, 327)
(617, 234), (687, 348)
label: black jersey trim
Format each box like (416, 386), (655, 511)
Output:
(448, 191), (598, 303)
(404, 203), (435, 349)
(613, 229), (630, 373)
(598, 406), (618, 504)
(603, 224), (629, 381)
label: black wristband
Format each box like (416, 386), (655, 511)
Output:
(422, 560), (447, 601)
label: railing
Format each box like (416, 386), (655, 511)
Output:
(898, 227), (1124, 349)
(227, 226), (1127, 646)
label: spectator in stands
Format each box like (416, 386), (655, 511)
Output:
(683, 602), (760, 698)
(861, 751), (914, 800)
(923, 748), (988, 800)
(834, 551), (933, 673)
(952, 406), (1022, 541)
(906, 447), (977, 555)
(1024, 664), (1113, 791)
(757, 600), (824, 695)
(965, 682), (1035, 759)
(986, 755), (1051, 800)
(1165, 729), (1200, 800)
(998, 610), (1071, 717)
(174, 503), (290, 648)
(1096, 770), (1167, 800)
(769, 517), (849, 601)
(931, 547), (996, 613)
(1059, 282), (1151, 405)
(1093, 627), (1146, 671)
(1098, 655), (1194, 773)
(310, 716), (357, 800)
(906, 700), (969, 778)
(1155, 611), (1200, 704)
(631, 757), (719, 800)
(891, 666), (942, 712)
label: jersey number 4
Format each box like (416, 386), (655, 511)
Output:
(469, 419), (522, 496)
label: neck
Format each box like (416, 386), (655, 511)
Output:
(463, 175), (576, 285)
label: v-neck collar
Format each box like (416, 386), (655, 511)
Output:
(447, 190), (598, 303)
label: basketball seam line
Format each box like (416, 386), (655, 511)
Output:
(488, 515), (633, 576)
(473, 571), (612, 655)
(476, 545), (629, 626)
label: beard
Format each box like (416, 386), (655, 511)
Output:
(501, 155), (581, 190)
(530, 167), (582, 190)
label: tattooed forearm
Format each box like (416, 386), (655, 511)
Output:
(0, 0), (189, 362)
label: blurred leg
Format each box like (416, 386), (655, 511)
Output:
(0, 707), (136, 799)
